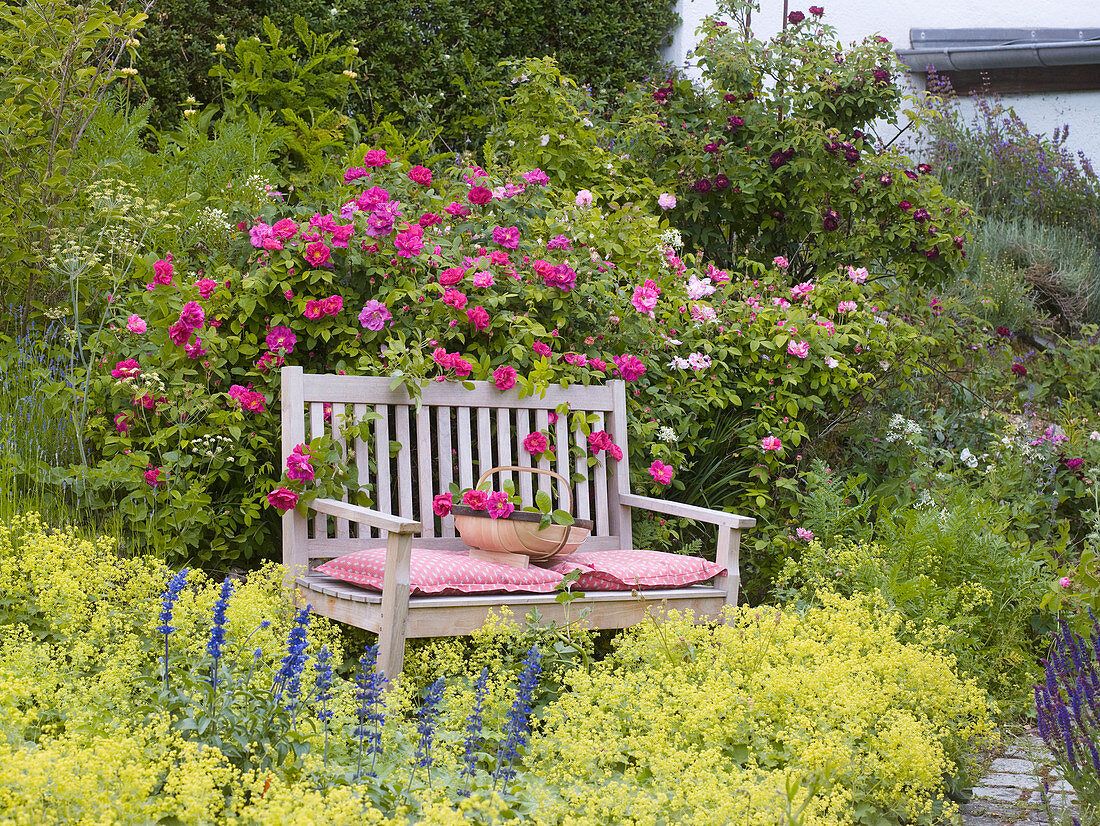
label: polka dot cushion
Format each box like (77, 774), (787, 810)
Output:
(316, 547), (564, 595)
(548, 549), (726, 591)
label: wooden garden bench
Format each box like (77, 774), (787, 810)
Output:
(280, 366), (755, 678)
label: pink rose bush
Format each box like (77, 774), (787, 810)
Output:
(83, 143), (912, 561)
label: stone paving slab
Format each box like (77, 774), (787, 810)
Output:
(961, 733), (1078, 825)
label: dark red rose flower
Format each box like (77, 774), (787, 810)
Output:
(1012, 363), (1027, 377)
(787, 10), (805, 23)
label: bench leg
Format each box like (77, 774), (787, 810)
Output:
(378, 532), (412, 682)
(714, 526), (741, 620)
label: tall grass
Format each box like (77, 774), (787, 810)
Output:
(0, 320), (84, 525)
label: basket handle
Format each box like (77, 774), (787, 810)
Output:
(474, 465), (575, 556)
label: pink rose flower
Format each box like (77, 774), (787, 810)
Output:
(331, 223), (354, 248)
(358, 300), (392, 331)
(487, 490), (515, 519)
(522, 168), (550, 185)
(613, 354), (647, 382)
(847, 266), (868, 283)
(1060, 576), (1074, 589)
(114, 412), (130, 433)
(492, 225), (521, 250)
(631, 280), (661, 316)
(394, 227), (424, 258)
(440, 267), (465, 286)
(523, 431), (549, 455)
(608, 444), (623, 461)
(462, 489), (489, 510)
(344, 166), (369, 182)
(168, 321), (192, 346)
(273, 219), (299, 239)
(144, 466), (163, 488)
(648, 460), (673, 485)
(443, 289), (468, 310)
(467, 186), (492, 205)
(249, 222), (274, 248)
(408, 165), (433, 186)
(787, 340), (810, 359)
(575, 189), (593, 208)
(195, 278), (218, 299)
(432, 493), (453, 517)
(790, 281), (814, 300)
(303, 300), (325, 320)
(588, 430), (615, 454)
(772, 256), (789, 269)
(493, 366), (517, 391)
(472, 270), (494, 288)
(153, 257), (174, 285)
(267, 487), (299, 512)
(111, 359), (141, 380)
(286, 445), (315, 482)
(265, 325), (297, 354)
(363, 149), (391, 168)
(761, 436), (782, 451)
(796, 528), (814, 541)
(543, 264), (577, 292)
(304, 241), (332, 268)
(322, 295), (343, 316)
(657, 193), (677, 209)
(126, 315), (147, 334)
(467, 305), (490, 331)
(179, 301), (205, 329)
(837, 301), (857, 313)
(532, 342), (552, 358)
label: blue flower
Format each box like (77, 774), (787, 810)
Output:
(494, 646), (542, 790)
(414, 678), (445, 772)
(272, 607), (311, 715)
(314, 646), (334, 724)
(157, 568), (189, 636)
(460, 667), (489, 792)
(156, 568), (189, 690)
(354, 645), (387, 780)
(207, 579), (234, 687)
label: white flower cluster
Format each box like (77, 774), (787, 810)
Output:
(121, 371), (167, 399)
(195, 206), (232, 237)
(189, 433), (235, 460)
(885, 414), (921, 445)
(659, 228), (683, 250)
(656, 426), (678, 443)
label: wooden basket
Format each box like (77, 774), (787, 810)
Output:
(453, 466), (593, 567)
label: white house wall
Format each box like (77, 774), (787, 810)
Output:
(666, 0), (1100, 162)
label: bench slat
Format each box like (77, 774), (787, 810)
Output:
(374, 404), (391, 535)
(593, 411), (609, 536)
(416, 404), (435, 538)
(573, 418), (590, 520)
(310, 402), (326, 539)
(436, 406), (454, 537)
(396, 404), (414, 520)
(456, 406), (473, 490)
(353, 402), (370, 539)
(331, 402), (349, 539)
(495, 407), (512, 490)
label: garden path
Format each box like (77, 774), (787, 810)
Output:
(962, 733), (1076, 825)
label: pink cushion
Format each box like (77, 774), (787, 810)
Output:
(316, 548), (564, 595)
(548, 549), (725, 590)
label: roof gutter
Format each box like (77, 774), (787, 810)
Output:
(897, 40), (1100, 72)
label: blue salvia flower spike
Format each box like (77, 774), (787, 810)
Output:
(353, 644), (387, 781)
(411, 677), (445, 789)
(207, 579), (234, 693)
(494, 646), (543, 793)
(156, 568), (188, 690)
(272, 607), (311, 704)
(314, 646), (334, 766)
(460, 667), (490, 794)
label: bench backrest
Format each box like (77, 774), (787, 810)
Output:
(280, 367), (633, 571)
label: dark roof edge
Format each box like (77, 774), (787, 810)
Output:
(898, 41), (1100, 72)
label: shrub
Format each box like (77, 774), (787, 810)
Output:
(134, 0), (679, 138)
(529, 596), (994, 824)
(779, 475), (1052, 717)
(62, 141), (936, 562)
(494, 2), (974, 284)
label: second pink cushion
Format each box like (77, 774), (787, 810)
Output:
(548, 549), (726, 590)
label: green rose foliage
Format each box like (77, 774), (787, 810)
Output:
(78, 147), (933, 563)
(494, 1), (974, 286)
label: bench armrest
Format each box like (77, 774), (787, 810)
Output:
(619, 493), (756, 529)
(311, 498), (421, 534)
